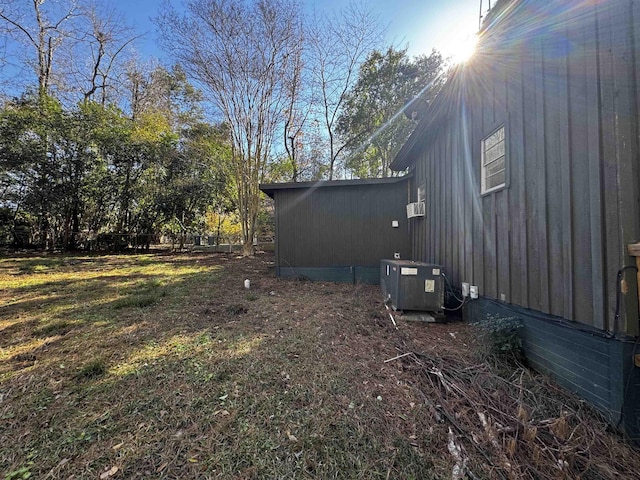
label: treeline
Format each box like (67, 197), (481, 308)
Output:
(0, 0), (446, 253)
(0, 67), (236, 250)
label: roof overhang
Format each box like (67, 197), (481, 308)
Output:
(260, 175), (411, 199)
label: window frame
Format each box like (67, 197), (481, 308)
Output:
(480, 122), (508, 195)
(417, 183), (426, 203)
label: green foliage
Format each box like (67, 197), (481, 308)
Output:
(476, 314), (524, 362)
(0, 69), (233, 250)
(337, 47), (445, 178)
(4, 464), (33, 480)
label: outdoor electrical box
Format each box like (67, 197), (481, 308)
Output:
(380, 259), (444, 313)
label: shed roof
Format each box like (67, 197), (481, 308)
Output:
(260, 175), (410, 199)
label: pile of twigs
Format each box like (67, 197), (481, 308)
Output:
(397, 346), (639, 480)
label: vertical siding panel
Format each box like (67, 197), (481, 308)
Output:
(279, 192), (287, 265)
(410, 173), (415, 260)
(412, 167), (418, 260)
(423, 154), (428, 262)
(371, 185), (381, 263)
(429, 147), (435, 262)
(436, 134), (442, 264)
(285, 191), (294, 265)
(586, 4), (606, 330)
(420, 158), (424, 261)
(320, 189), (332, 265)
(420, 162), (426, 262)
(437, 136), (442, 264)
(431, 144), (437, 262)
(454, 113), (463, 286)
(334, 188), (344, 265)
(274, 193), (280, 267)
(351, 185), (363, 266)
(423, 154), (429, 262)
(307, 189), (314, 266)
(424, 149), (430, 261)
(521, 44), (540, 311)
(543, 35), (564, 318)
(472, 76), (485, 292)
(461, 110), (469, 287)
(307, 189), (316, 264)
(290, 191), (299, 266)
(441, 133), (447, 265)
(496, 188), (509, 301)
(535, 38), (551, 313)
(568, 6), (595, 326)
(438, 134), (443, 265)
(428, 147), (433, 261)
(612, 1), (640, 335)
(496, 65), (510, 302)
(507, 52), (527, 307)
(412, 169), (417, 261)
(446, 127), (453, 273)
(447, 121), (453, 280)
(599, 2), (622, 333)
(463, 86), (474, 286)
(483, 70), (498, 299)
(558, 16), (574, 322)
(348, 186), (357, 265)
(467, 82), (475, 284)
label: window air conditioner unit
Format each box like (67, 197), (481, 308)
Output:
(406, 202), (425, 219)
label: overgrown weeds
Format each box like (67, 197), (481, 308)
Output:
(476, 313), (524, 363)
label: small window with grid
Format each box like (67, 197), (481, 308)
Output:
(481, 125), (506, 194)
(417, 183), (426, 203)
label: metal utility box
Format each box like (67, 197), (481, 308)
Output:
(380, 260), (444, 312)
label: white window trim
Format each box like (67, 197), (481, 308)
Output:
(481, 124), (506, 195)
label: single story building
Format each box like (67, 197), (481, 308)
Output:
(260, 177), (411, 284)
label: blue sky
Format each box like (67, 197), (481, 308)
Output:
(115, 0), (482, 61)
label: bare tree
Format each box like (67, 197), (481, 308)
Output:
(307, 1), (383, 179)
(282, 23), (306, 182)
(0, 0), (80, 95)
(73, 3), (141, 105)
(158, 0), (304, 256)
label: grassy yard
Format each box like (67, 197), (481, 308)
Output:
(1, 252), (638, 479)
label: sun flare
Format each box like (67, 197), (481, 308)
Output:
(447, 32), (478, 64)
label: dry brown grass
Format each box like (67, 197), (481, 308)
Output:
(0, 251), (637, 479)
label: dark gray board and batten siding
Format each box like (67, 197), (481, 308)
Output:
(261, 177), (411, 283)
(391, 0), (640, 439)
(394, 0), (640, 337)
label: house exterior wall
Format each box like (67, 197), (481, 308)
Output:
(397, 0), (640, 440)
(467, 297), (640, 441)
(409, 0), (640, 337)
(269, 179), (410, 283)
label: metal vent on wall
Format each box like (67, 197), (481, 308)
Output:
(406, 202), (425, 218)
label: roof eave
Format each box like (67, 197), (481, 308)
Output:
(260, 175), (411, 198)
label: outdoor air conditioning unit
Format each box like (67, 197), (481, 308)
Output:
(406, 201), (425, 219)
(380, 259), (444, 313)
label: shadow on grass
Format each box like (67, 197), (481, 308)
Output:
(3, 324), (426, 479)
(0, 254), (225, 377)
(0, 252), (432, 479)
